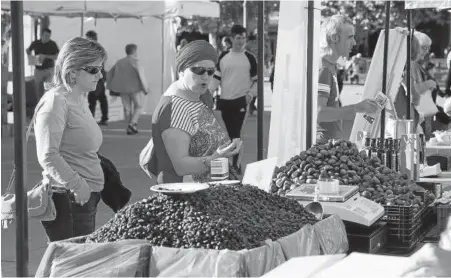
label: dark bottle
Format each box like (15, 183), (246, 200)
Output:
(364, 137), (372, 157)
(392, 139), (401, 172)
(418, 134), (425, 165)
(370, 138), (378, 160)
(384, 138), (393, 169)
(377, 138), (385, 163)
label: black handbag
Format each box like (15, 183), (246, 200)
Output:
(98, 154), (131, 213)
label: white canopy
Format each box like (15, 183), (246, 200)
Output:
(1, 0), (220, 18)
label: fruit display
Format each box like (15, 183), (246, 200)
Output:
(270, 139), (434, 209)
(86, 185), (318, 250)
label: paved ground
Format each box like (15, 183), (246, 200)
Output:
(2, 81), (445, 276)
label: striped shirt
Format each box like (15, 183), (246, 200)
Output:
(317, 58), (343, 141)
(151, 81), (228, 184)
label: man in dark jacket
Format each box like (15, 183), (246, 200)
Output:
(86, 30), (109, 125)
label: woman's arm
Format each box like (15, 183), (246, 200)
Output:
(34, 102), (89, 191)
(162, 128), (219, 177)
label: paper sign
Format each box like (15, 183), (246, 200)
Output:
(242, 157), (278, 192)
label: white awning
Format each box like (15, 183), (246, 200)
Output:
(1, 0), (220, 18)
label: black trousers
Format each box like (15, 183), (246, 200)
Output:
(88, 80), (108, 121)
(218, 96), (247, 167)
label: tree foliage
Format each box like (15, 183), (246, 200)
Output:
(192, 1), (280, 35)
(321, 1), (451, 32)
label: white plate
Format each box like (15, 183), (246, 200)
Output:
(208, 180), (241, 186)
(150, 183), (209, 195)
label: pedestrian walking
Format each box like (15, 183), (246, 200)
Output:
(26, 28), (59, 102)
(107, 44), (149, 135)
(85, 30), (109, 125)
(150, 40), (241, 184)
(33, 37), (106, 241)
(209, 25), (257, 174)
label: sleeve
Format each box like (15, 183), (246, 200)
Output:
(318, 68), (333, 101)
(52, 41), (59, 54)
(158, 98), (196, 136)
(34, 96), (88, 191)
(26, 41), (36, 55)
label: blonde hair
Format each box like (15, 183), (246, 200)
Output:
(50, 37), (107, 91)
(414, 31), (432, 48)
(319, 15), (354, 56)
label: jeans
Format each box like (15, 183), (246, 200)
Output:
(120, 92), (143, 125)
(88, 81), (108, 121)
(41, 191), (101, 242)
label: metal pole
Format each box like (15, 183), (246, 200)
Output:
(161, 17), (164, 94)
(306, 1), (314, 148)
(380, 1), (390, 140)
(257, 1), (264, 160)
(80, 14), (84, 36)
(406, 10), (411, 119)
(11, 1), (29, 276)
(243, 0), (247, 28)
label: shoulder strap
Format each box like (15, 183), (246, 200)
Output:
(5, 111), (38, 195)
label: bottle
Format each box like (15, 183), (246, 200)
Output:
(364, 137), (372, 157)
(370, 138), (378, 160)
(377, 138), (385, 163)
(392, 139), (401, 172)
(385, 138), (393, 169)
(418, 134), (426, 165)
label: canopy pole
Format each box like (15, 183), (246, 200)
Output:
(380, 1), (390, 140)
(11, 1), (29, 276)
(306, 0), (314, 148)
(406, 10), (412, 119)
(80, 14), (84, 36)
(161, 17), (164, 94)
(257, 1), (264, 160)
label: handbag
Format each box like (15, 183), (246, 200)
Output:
(1, 113), (56, 229)
(139, 138), (158, 180)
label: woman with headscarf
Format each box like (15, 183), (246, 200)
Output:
(151, 40), (242, 184)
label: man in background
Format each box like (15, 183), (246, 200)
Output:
(86, 30), (109, 125)
(26, 28), (59, 102)
(209, 24), (258, 174)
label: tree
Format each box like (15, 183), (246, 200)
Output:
(321, 1), (451, 56)
(190, 1), (280, 42)
(321, 1), (450, 31)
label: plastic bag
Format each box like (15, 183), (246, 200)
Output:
(35, 239), (152, 277)
(149, 246), (244, 277)
(277, 224), (321, 259)
(238, 240), (286, 277)
(313, 215), (349, 254)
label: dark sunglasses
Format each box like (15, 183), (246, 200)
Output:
(81, 66), (103, 75)
(190, 67), (215, 76)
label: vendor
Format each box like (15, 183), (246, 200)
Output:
(151, 40), (242, 184)
(401, 215), (451, 277)
(317, 15), (378, 143)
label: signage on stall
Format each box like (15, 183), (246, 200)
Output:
(242, 157), (278, 192)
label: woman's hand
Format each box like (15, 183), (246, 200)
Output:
(72, 181), (92, 205)
(216, 138), (242, 158)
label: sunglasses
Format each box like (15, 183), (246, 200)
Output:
(81, 66), (103, 75)
(190, 67), (215, 76)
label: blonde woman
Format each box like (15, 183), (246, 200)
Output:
(34, 37), (106, 241)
